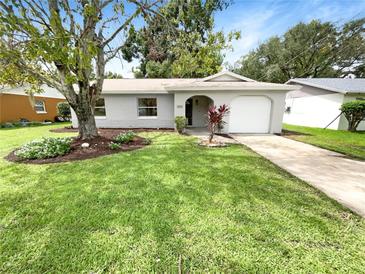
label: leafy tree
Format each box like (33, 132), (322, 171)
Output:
(233, 18), (365, 83)
(105, 72), (123, 79)
(122, 0), (239, 78)
(169, 31), (239, 78)
(340, 101), (365, 131)
(0, 0), (159, 139)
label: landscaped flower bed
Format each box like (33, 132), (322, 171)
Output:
(6, 129), (150, 164)
(15, 137), (72, 159)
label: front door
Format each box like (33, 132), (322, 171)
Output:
(185, 98), (193, 126)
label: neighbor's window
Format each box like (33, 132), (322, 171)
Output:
(138, 98), (157, 117)
(94, 98), (106, 117)
(35, 100), (46, 113)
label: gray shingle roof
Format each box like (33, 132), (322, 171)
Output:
(287, 78), (365, 94)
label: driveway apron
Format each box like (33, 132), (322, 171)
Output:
(232, 135), (365, 217)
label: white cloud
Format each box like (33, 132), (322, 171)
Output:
(221, 8), (277, 66)
(220, 0), (365, 67)
(303, 3), (363, 24)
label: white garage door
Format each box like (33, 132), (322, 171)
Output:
(229, 96), (271, 133)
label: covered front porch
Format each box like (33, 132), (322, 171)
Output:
(185, 95), (214, 128)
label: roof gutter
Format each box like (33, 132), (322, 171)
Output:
(286, 79), (346, 94)
(164, 85), (301, 92)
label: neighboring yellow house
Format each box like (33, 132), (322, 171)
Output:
(0, 86), (65, 123)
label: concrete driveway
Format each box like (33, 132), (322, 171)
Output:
(232, 135), (365, 217)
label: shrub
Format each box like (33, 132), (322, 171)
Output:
(109, 142), (121, 150)
(340, 101), (365, 131)
(175, 116), (187, 134)
(28, 121), (43, 127)
(1, 122), (15, 128)
(57, 102), (71, 120)
(207, 104), (230, 143)
(114, 131), (136, 144)
(15, 137), (72, 160)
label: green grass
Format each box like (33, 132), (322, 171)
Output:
(283, 124), (365, 160)
(1, 124), (365, 272)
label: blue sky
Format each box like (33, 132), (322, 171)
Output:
(107, 0), (365, 77)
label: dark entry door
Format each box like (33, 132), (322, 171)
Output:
(185, 98), (193, 126)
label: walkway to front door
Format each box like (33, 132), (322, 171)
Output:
(232, 134), (365, 218)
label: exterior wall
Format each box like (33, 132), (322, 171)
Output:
(174, 90), (287, 134)
(283, 85), (344, 130)
(338, 94), (365, 131)
(0, 93), (65, 123)
(71, 94), (174, 128)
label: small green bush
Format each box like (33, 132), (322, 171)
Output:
(340, 100), (365, 131)
(0, 121), (43, 129)
(175, 116), (187, 134)
(15, 137), (72, 160)
(109, 142), (121, 150)
(1, 122), (15, 128)
(57, 102), (71, 120)
(114, 131), (136, 144)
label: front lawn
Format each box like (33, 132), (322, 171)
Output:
(1, 124), (364, 272)
(283, 124), (365, 160)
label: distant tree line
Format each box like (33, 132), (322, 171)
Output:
(232, 18), (365, 83)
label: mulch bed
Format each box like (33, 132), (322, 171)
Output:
(50, 127), (174, 133)
(5, 129), (152, 164)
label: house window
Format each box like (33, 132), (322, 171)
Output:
(94, 98), (106, 117)
(35, 100), (46, 113)
(138, 98), (157, 117)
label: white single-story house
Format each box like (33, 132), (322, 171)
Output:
(283, 78), (365, 130)
(71, 71), (298, 134)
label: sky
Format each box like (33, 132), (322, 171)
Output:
(106, 0), (365, 78)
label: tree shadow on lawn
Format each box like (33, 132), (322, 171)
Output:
(1, 133), (364, 272)
(281, 129), (313, 136)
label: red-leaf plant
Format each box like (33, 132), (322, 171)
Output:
(207, 104), (230, 143)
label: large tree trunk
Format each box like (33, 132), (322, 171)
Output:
(74, 103), (98, 140)
(348, 120), (357, 132)
(345, 114), (363, 132)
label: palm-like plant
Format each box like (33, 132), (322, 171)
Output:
(207, 104), (230, 143)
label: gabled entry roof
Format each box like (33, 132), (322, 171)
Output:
(201, 71), (256, 82)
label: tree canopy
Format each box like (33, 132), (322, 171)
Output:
(340, 100), (365, 131)
(121, 0), (240, 78)
(233, 18), (365, 83)
(0, 0), (160, 139)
